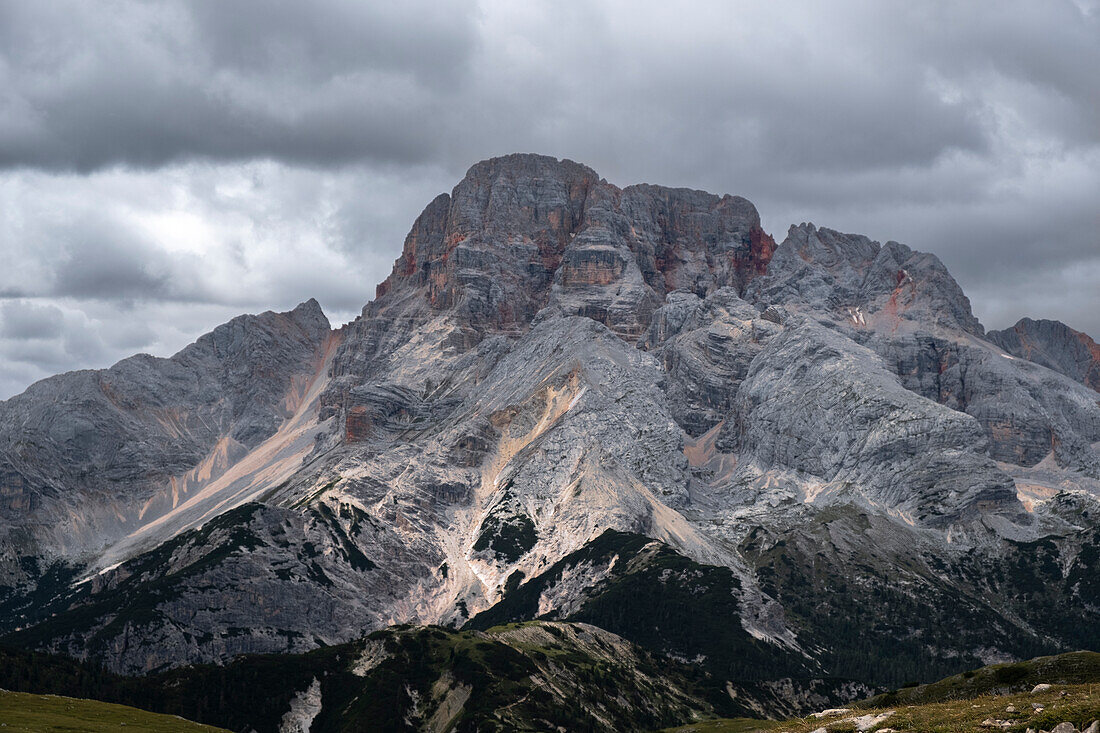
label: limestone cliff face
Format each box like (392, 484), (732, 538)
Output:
(720, 317), (1020, 525)
(320, 154), (778, 449)
(1, 154), (1098, 683)
(356, 153), (773, 339)
(748, 223), (983, 337)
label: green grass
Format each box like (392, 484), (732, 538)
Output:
(862, 651), (1100, 708)
(665, 681), (1100, 732)
(0, 689), (228, 732)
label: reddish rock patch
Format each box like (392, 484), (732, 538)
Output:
(1074, 329), (1100, 392)
(745, 224), (777, 276)
(345, 406), (373, 443)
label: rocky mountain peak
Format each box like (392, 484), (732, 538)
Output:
(0, 300), (335, 570)
(748, 222), (983, 336)
(367, 154), (775, 342)
(182, 300), (330, 369)
(372, 154), (601, 327)
(989, 317), (1100, 393)
(289, 297), (328, 326)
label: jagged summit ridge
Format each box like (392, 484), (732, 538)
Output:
(748, 222), (984, 336)
(368, 153), (775, 337)
(0, 299), (334, 577)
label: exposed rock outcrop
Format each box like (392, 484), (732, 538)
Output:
(641, 288), (780, 437)
(747, 223), (983, 337)
(718, 317), (1020, 526)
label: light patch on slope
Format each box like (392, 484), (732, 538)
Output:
(73, 560), (123, 587)
(458, 367), (591, 597)
(93, 332), (343, 570)
(565, 385), (586, 411)
(351, 638), (389, 677)
(682, 420), (738, 483)
(571, 450), (734, 570)
(482, 368), (586, 497)
(998, 451), (1100, 509)
(536, 556), (619, 617)
(138, 435), (249, 521)
(801, 480), (831, 504)
(279, 678), (322, 733)
(426, 672), (471, 733)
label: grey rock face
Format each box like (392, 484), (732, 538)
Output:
(0, 300), (332, 587)
(377, 155), (598, 332)
(322, 153), (778, 449)
(346, 153), (773, 346)
(641, 288), (781, 436)
(989, 317), (1100, 393)
(751, 223), (1100, 475)
(715, 317), (1020, 526)
(866, 332), (1100, 471)
(10, 313), (716, 672)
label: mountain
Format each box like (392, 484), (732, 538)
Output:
(1, 154), (1098, 720)
(0, 299), (332, 568)
(989, 317), (1100, 394)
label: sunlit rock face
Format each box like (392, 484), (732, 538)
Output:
(1, 154), (1098, 684)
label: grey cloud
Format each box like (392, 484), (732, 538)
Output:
(0, 360), (44, 403)
(0, 0), (479, 171)
(188, 0), (475, 87)
(926, 1), (1100, 147)
(0, 300), (64, 339)
(53, 229), (184, 301)
(0, 162), (447, 312)
(0, 0), (1050, 176)
(10, 210), (214, 303)
(0, 302), (110, 376)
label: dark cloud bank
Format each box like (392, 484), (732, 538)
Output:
(0, 0), (1097, 398)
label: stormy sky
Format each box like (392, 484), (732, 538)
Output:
(1, 0), (1097, 399)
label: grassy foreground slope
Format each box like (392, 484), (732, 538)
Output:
(863, 651), (1100, 707)
(0, 690), (227, 732)
(668, 685), (1100, 732)
(3, 634), (1097, 732)
(666, 652), (1100, 733)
